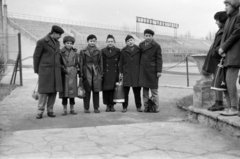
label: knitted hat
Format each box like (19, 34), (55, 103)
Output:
(144, 29), (155, 36)
(224, 0), (240, 8)
(106, 34), (115, 41)
(63, 36), (75, 44)
(125, 35), (134, 42)
(87, 34), (97, 41)
(214, 11), (228, 24)
(51, 25), (64, 34)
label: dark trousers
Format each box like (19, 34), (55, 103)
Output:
(103, 90), (115, 106)
(123, 87), (142, 109)
(83, 91), (99, 110)
(62, 98), (75, 105)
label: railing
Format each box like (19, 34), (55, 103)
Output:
(8, 12), (136, 32)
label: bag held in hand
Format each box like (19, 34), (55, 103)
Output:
(211, 58), (227, 91)
(32, 81), (39, 100)
(113, 78), (125, 103)
(77, 78), (86, 98)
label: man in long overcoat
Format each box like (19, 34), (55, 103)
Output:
(33, 25), (64, 119)
(218, 0), (240, 116)
(139, 29), (162, 113)
(119, 35), (142, 113)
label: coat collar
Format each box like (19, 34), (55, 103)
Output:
(122, 45), (140, 57)
(61, 47), (77, 63)
(82, 46), (100, 57)
(228, 9), (239, 18)
(44, 34), (59, 50)
(102, 47), (118, 58)
(216, 28), (224, 36)
(140, 39), (156, 52)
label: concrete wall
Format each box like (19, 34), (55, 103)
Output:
(7, 23), (36, 66)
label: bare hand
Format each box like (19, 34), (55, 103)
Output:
(157, 72), (161, 78)
(119, 73), (123, 79)
(218, 48), (224, 56)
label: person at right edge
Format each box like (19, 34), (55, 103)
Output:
(139, 29), (162, 113)
(202, 11), (228, 111)
(218, 0), (240, 117)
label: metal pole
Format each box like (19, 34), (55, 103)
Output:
(3, 3), (8, 61)
(18, 33), (23, 86)
(186, 56), (189, 87)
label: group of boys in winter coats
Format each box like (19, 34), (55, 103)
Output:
(203, 0), (240, 117)
(33, 24), (162, 119)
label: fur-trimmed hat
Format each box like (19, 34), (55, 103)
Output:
(224, 0), (240, 8)
(144, 29), (155, 36)
(214, 11), (228, 24)
(87, 34), (97, 41)
(106, 34), (115, 41)
(125, 35), (134, 42)
(51, 25), (64, 34)
(63, 36), (75, 44)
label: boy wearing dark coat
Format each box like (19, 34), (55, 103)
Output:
(139, 29), (162, 113)
(119, 35), (142, 113)
(202, 11), (228, 111)
(59, 36), (79, 116)
(79, 35), (103, 113)
(102, 35), (121, 112)
(33, 25), (64, 119)
(218, 0), (240, 116)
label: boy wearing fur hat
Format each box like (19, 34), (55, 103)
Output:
(79, 35), (103, 113)
(119, 35), (142, 113)
(202, 11), (228, 111)
(218, 0), (240, 116)
(102, 35), (121, 112)
(59, 36), (79, 116)
(139, 29), (162, 113)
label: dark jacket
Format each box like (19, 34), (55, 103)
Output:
(102, 47), (121, 91)
(33, 34), (62, 94)
(119, 45), (141, 87)
(138, 40), (162, 89)
(79, 46), (103, 92)
(202, 28), (223, 74)
(221, 9), (240, 67)
(59, 47), (79, 98)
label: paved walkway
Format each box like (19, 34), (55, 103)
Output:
(1, 68), (240, 158)
(1, 122), (240, 159)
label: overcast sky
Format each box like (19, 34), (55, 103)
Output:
(5, 0), (225, 38)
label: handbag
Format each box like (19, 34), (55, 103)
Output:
(113, 77), (125, 103)
(145, 96), (157, 113)
(32, 81), (39, 100)
(77, 78), (85, 99)
(211, 58), (227, 91)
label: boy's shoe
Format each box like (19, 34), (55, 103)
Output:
(122, 108), (127, 113)
(94, 109), (100, 113)
(208, 106), (225, 111)
(220, 108), (238, 116)
(47, 112), (56, 117)
(36, 114), (43, 119)
(62, 111), (67, 116)
(106, 106), (111, 112)
(84, 109), (90, 113)
(110, 105), (115, 112)
(144, 107), (149, 113)
(70, 110), (77, 115)
(137, 108), (143, 112)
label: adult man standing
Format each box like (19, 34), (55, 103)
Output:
(139, 29), (162, 113)
(33, 25), (64, 119)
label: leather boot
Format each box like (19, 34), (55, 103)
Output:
(110, 105), (115, 112)
(70, 105), (77, 115)
(106, 105), (111, 112)
(62, 105), (67, 116)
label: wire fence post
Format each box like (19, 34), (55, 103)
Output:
(18, 33), (23, 86)
(186, 56), (189, 87)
